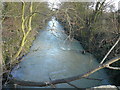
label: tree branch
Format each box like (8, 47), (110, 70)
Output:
(100, 37), (120, 64)
(67, 82), (80, 89)
(106, 65), (120, 70)
(21, 2), (26, 36)
(9, 56), (120, 87)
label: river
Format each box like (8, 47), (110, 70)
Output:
(11, 17), (110, 88)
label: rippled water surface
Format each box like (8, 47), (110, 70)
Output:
(11, 17), (110, 88)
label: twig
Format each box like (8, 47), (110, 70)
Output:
(106, 65), (120, 70)
(49, 76), (56, 88)
(67, 82), (80, 89)
(100, 37), (120, 64)
(84, 77), (103, 81)
(0, 70), (9, 76)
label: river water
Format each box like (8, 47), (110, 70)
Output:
(11, 17), (110, 88)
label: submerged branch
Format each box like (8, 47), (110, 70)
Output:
(67, 82), (80, 89)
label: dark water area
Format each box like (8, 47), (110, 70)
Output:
(11, 17), (110, 88)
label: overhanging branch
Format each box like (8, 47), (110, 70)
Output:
(100, 37), (120, 64)
(106, 65), (120, 70)
(9, 56), (120, 87)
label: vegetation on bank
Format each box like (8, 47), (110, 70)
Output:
(2, 2), (51, 84)
(56, 2), (120, 85)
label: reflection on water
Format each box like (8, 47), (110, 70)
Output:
(11, 17), (110, 88)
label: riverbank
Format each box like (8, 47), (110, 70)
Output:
(2, 17), (41, 83)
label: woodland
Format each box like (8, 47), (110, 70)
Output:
(1, 0), (120, 88)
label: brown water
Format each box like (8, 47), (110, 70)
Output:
(11, 17), (110, 88)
